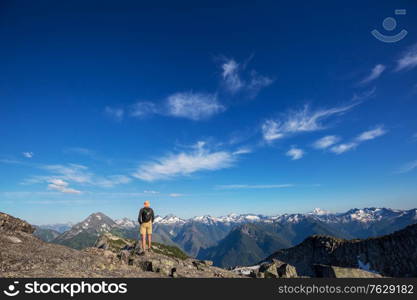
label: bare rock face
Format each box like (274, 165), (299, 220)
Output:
(0, 212), (34, 233)
(313, 264), (382, 278)
(93, 232), (242, 278)
(255, 260), (298, 278)
(263, 223), (417, 277)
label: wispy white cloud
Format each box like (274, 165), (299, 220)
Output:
(221, 58), (244, 93)
(133, 141), (246, 181)
(262, 120), (284, 141)
(262, 103), (358, 142)
(104, 106), (124, 121)
(286, 147), (304, 160)
(232, 147), (252, 155)
(130, 101), (158, 118)
(247, 70), (274, 96)
(396, 160), (417, 174)
(330, 142), (358, 154)
(26, 163), (131, 189)
(22, 152), (34, 158)
(329, 126), (387, 155)
(93, 175), (132, 187)
(166, 92), (225, 120)
(313, 135), (341, 149)
(47, 178), (82, 194)
(360, 64), (386, 84)
(131, 92), (225, 121)
(220, 57), (273, 96)
(112, 57), (272, 122)
(216, 184), (294, 189)
(396, 43), (417, 71)
(42, 164), (92, 184)
(351, 87), (376, 102)
(355, 126), (386, 142)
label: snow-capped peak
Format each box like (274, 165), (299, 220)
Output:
(115, 217), (137, 228)
(154, 214), (185, 225)
(192, 215), (224, 224)
(309, 208), (331, 216)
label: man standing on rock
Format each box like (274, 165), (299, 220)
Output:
(138, 200), (155, 253)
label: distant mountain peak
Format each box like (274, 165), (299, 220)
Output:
(154, 214), (185, 225)
(309, 208), (331, 216)
(114, 217), (137, 228)
(88, 212), (108, 219)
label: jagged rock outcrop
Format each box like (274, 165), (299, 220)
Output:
(93, 233), (241, 278)
(263, 223), (417, 277)
(0, 212), (35, 233)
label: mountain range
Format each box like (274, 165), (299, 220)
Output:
(36, 207), (417, 268)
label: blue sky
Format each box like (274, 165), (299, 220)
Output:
(1, 0), (417, 224)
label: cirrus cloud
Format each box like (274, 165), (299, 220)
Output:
(262, 103), (359, 142)
(286, 147), (304, 160)
(131, 92), (225, 121)
(133, 141), (247, 181)
(22, 152), (34, 158)
(313, 135), (341, 149)
(47, 178), (82, 194)
(396, 160), (417, 174)
(220, 57), (273, 97)
(166, 92), (225, 120)
(329, 126), (387, 155)
(360, 64), (386, 84)
(396, 43), (417, 71)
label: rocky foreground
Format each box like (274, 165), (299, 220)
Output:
(0, 212), (240, 278)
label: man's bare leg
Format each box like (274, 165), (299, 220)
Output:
(148, 234), (152, 250)
(141, 234), (146, 251)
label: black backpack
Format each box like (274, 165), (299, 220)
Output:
(141, 208), (152, 223)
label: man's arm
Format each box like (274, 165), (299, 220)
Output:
(138, 208), (143, 224)
(151, 208), (155, 223)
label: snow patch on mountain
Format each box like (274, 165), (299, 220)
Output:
(114, 217), (137, 228)
(309, 208), (331, 216)
(154, 214), (186, 225)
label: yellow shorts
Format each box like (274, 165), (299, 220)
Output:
(140, 221), (152, 235)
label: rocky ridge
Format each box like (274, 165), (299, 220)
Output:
(262, 223), (417, 277)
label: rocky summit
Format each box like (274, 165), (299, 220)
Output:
(261, 223), (417, 277)
(0, 212), (35, 233)
(93, 233), (241, 278)
(0, 212), (241, 278)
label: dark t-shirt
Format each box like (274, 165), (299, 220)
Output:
(138, 207), (155, 224)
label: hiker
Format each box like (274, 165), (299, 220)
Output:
(138, 200), (155, 252)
